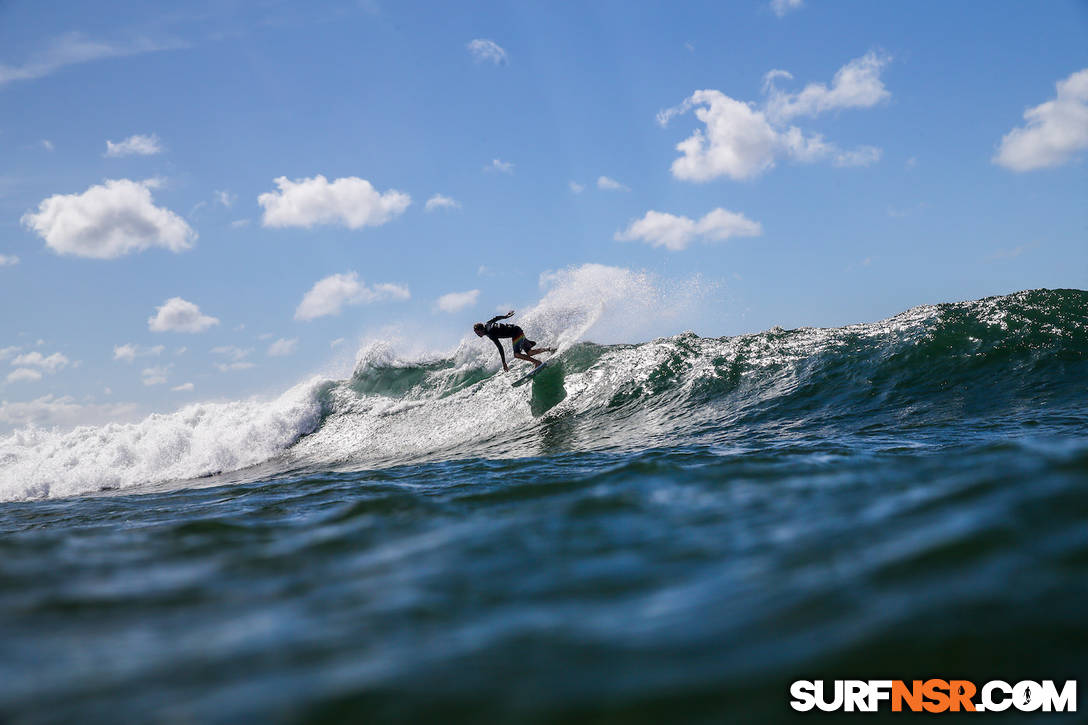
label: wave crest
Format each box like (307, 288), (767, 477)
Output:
(2, 288), (1084, 501)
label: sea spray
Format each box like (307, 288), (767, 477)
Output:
(0, 378), (328, 500)
(524, 263), (709, 350)
(1, 287), (1084, 501)
(0, 265), (700, 501)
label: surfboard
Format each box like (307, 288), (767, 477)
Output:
(511, 359), (552, 388)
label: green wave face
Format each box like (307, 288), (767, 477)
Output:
(5, 289), (1083, 501)
(298, 289), (1088, 468)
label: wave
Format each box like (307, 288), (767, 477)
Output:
(296, 287), (1087, 464)
(0, 381), (327, 500)
(2, 286), (1085, 501)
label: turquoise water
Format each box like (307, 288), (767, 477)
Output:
(1, 289), (1086, 722)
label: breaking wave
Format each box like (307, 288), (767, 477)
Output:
(2, 282), (1085, 501)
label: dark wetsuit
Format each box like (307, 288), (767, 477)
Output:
(483, 315), (535, 367)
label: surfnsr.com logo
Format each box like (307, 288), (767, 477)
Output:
(790, 680), (1077, 713)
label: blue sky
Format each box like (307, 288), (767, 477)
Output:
(0, 0), (1085, 429)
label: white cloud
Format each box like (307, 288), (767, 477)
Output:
(761, 69), (793, 92)
(763, 51), (891, 122)
(615, 208), (763, 251)
(112, 345), (135, 362)
(994, 68), (1088, 171)
(113, 343), (164, 362)
(41, 139), (54, 151)
(148, 297), (219, 333)
(771, 0), (803, 18)
(833, 145), (882, 167)
(212, 346), (255, 371)
(258, 175), (410, 229)
(597, 175), (630, 191)
(105, 133), (163, 157)
(659, 54), (889, 181)
(467, 39), (507, 65)
(425, 194), (461, 212)
(569, 181), (585, 194)
(987, 241), (1039, 261)
(435, 289), (479, 313)
(0, 346), (20, 361)
(295, 271), (410, 321)
(0, 254), (18, 266)
(485, 158), (514, 174)
(0, 394), (140, 429)
(22, 178), (195, 259)
(330, 337), (346, 349)
(660, 90), (783, 180)
(0, 32), (179, 89)
(171, 382), (194, 392)
(6, 368), (42, 384)
(215, 361), (254, 372)
(141, 365), (171, 386)
(267, 338), (298, 357)
(996, 246), (1027, 260)
(230, 219), (250, 228)
(215, 190), (236, 208)
(212, 346), (250, 361)
(11, 351), (70, 373)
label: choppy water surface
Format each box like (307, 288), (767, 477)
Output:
(2, 289), (1086, 722)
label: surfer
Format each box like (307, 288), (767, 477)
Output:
(474, 310), (554, 370)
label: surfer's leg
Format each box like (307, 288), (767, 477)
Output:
(514, 352), (542, 368)
(528, 347), (554, 355)
(512, 336), (543, 366)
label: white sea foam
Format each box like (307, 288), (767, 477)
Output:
(0, 285), (1027, 502)
(0, 265), (702, 501)
(0, 379), (327, 501)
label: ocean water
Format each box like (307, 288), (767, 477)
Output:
(1, 287), (1086, 723)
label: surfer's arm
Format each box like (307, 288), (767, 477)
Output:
(485, 310), (515, 325)
(491, 337), (509, 371)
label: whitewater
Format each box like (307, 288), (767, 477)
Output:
(2, 275), (1086, 722)
(1, 264), (706, 499)
(1, 269), (1085, 502)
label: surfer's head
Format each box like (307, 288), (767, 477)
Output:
(473, 323), (486, 336)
